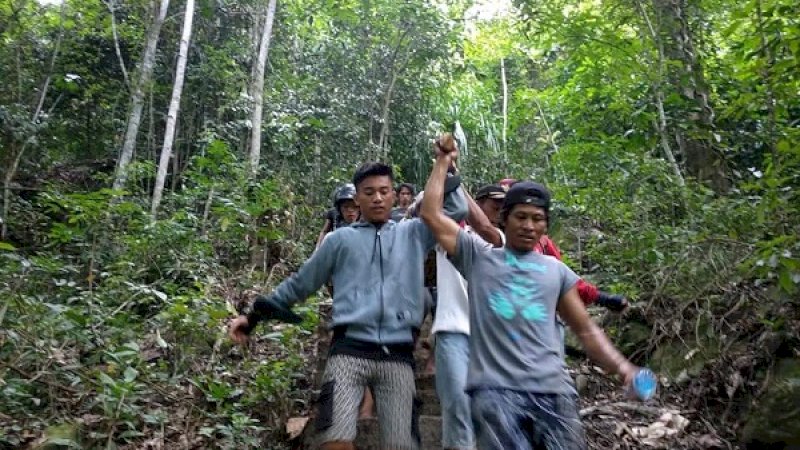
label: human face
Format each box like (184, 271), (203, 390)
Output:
(477, 198), (504, 227)
(338, 199), (360, 223)
(355, 175), (394, 223)
(504, 204), (548, 252)
(397, 187), (414, 208)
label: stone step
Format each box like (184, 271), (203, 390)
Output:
(302, 306), (444, 449)
(417, 389), (440, 417)
(297, 416), (442, 450)
(351, 415), (442, 450)
(416, 374), (435, 391)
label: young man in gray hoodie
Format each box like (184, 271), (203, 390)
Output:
(229, 162), (467, 450)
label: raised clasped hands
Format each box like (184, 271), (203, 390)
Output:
(433, 133), (459, 166)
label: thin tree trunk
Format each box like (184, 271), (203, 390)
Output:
(650, 0), (727, 191)
(113, 0), (170, 191)
(313, 135), (321, 201)
(151, 0), (194, 218)
(377, 70), (398, 160)
(2, 146), (23, 241)
(636, 0), (685, 187)
(374, 27), (413, 161)
(243, 11), (263, 155)
(248, 0), (278, 179)
(2, 2), (66, 240)
(500, 58), (508, 154)
(146, 84), (155, 195)
(755, 0), (778, 170)
(104, 0), (130, 88)
(201, 185), (215, 237)
(171, 119), (181, 193)
(656, 93), (685, 186)
(531, 96), (568, 184)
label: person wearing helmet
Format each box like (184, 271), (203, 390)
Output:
(316, 183), (360, 248)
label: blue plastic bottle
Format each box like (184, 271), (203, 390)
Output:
(632, 368), (658, 401)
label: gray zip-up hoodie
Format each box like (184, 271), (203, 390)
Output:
(262, 188), (468, 344)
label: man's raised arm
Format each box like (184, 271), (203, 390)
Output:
(464, 191), (503, 247)
(420, 139), (461, 256)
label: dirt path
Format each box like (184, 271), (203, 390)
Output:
(286, 303), (737, 450)
(574, 360), (734, 450)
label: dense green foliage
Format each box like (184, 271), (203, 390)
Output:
(1, 0), (798, 447)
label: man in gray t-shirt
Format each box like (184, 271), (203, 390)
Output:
(420, 138), (641, 450)
(452, 233), (580, 395)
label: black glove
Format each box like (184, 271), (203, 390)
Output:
(596, 292), (628, 312)
(243, 295), (303, 334)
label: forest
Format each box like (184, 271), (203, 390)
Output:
(1, 0), (798, 448)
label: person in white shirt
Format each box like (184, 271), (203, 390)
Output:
(416, 184), (505, 450)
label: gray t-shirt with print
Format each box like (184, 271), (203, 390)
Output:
(452, 230), (580, 394)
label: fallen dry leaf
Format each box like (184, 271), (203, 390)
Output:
(286, 416), (309, 440)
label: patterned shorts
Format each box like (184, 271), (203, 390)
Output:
(471, 389), (587, 450)
(316, 355), (420, 449)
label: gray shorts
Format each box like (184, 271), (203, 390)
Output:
(316, 355), (420, 449)
(471, 389), (587, 450)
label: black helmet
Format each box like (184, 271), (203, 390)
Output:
(333, 183), (356, 207)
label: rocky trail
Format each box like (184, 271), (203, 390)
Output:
(282, 302), (743, 450)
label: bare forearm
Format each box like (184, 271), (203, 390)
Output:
(421, 156), (460, 255)
(420, 157), (450, 222)
(576, 322), (635, 376)
(465, 193), (502, 247)
(316, 221), (332, 248)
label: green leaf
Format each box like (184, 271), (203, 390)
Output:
(155, 330), (168, 349)
(122, 342), (140, 352)
(123, 367), (138, 383)
(778, 269), (797, 294)
(0, 242), (16, 251)
(98, 372), (115, 386)
(45, 438), (81, 448)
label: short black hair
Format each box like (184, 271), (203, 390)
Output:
(396, 182), (415, 195)
(352, 162), (394, 189)
(499, 181), (551, 230)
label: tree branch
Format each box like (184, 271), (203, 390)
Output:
(104, 0), (131, 89)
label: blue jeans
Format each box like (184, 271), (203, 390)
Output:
(435, 332), (474, 449)
(471, 389), (587, 450)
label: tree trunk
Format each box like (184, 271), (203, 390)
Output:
(2, 2), (66, 240)
(755, 0), (778, 171)
(113, 0), (170, 191)
(104, 0), (130, 88)
(151, 0), (194, 218)
(635, 1), (686, 187)
(655, 92), (685, 186)
(531, 95), (569, 184)
(2, 145), (23, 241)
(652, 0), (728, 192)
(500, 58), (508, 155)
(248, 0), (278, 179)
(374, 26), (412, 161)
(377, 69), (398, 160)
